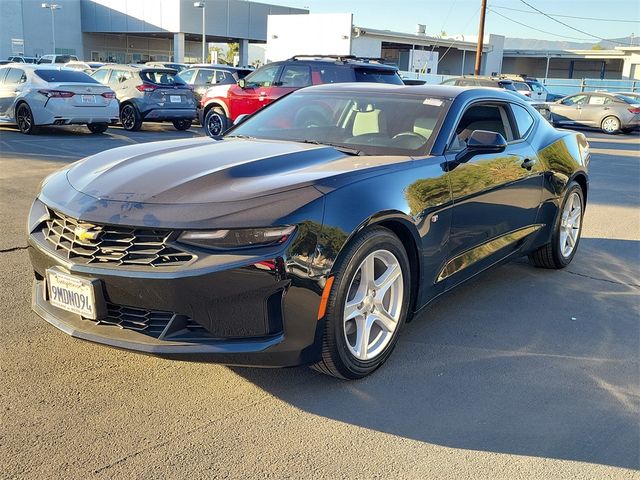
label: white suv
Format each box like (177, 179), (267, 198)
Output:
(37, 54), (79, 64)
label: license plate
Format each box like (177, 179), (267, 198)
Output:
(170, 95), (181, 103)
(47, 269), (97, 319)
(81, 95), (96, 103)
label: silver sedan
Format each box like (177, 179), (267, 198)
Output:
(549, 91), (640, 134)
(0, 64), (119, 134)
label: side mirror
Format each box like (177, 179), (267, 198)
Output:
(233, 114), (249, 126)
(237, 78), (246, 88)
(455, 130), (507, 163)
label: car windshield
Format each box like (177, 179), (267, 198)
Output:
(228, 91), (447, 156)
(34, 69), (99, 83)
(353, 68), (403, 85)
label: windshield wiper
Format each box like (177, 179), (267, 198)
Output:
(297, 140), (365, 156)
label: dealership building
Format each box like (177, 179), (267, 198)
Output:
(0, 0), (306, 65)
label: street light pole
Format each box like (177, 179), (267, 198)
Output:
(194, 1), (206, 63)
(41, 3), (61, 54)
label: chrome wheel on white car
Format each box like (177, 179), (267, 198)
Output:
(601, 116), (620, 134)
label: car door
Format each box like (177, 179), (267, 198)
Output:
(0, 68), (26, 120)
(270, 63), (312, 100)
(0, 67), (12, 119)
(442, 101), (543, 288)
(226, 63), (282, 119)
(579, 94), (612, 126)
(551, 94), (587, 125)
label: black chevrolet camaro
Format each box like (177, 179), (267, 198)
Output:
(28, 84), (589, 379)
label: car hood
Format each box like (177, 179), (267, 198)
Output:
(41, 137), (413, 229)
(66, 137), (410, 204)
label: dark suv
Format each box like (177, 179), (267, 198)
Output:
(199, 55), (403, 136)
(92, 65), (196, 131)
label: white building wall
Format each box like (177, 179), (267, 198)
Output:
(266, 13), (353, 63)
(351, 37), (382, 58)
(0, 0), (24, 58)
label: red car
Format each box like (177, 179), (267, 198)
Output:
(199, 55), (404, 136)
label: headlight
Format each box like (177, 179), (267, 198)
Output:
(178, 226), (296, 250)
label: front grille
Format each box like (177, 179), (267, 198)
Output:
(87, 303), (213, 341)
(41, 210), (194, 267)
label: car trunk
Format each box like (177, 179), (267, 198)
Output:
(139, 70), (194, 109)
(47, 82), (114, 107)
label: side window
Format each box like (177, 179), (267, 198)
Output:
(317, 65), (353, 84)
(441, 78), (457, 86)
(279, 65), (311, 87)
(447, 103), (514, 152)
(195, 69), (214, 84)
(179, 69), (196, 84)
(91, 69), (110, 84)
(563, 94), (588, 106)
(4, 68), (26, 85)
(0, 68), (9, 84)
(112, 70), (132, 84)
(588, 95), (606, 105)
(244, 64), (280, 88)
(510, 104), (535, 138)
(215, 70), (234, 84)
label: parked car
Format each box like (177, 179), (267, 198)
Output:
(38, 54), (79, 64)
(549, 91), (640, 133)
(441, 76), (552, 121)
(177, 65), (253, 114)
(500, 75), (563, 102)
(64, 61), (94, 73)
(145, 62), (188, 72)
(27, 84), (589, 379)
(7, 56), (37, 64)
(91, 64), (196, 131)
(512, 80), (533, 97)
(200, 55), (404, 137)
(0, 64), (118, 134)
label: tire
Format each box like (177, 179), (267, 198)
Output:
(312, 226), (411, 379)
(203, 107), (228, 137)
(172, 119), (192, 131)
(15, 103), (39, 135)
(87, 122), (108, 134)
(529, 181), (584, 269)
(601, 115), (620, 134)
(120, 103), (142, 131)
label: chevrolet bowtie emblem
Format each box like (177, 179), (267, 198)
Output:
(74, 226), (100, 241)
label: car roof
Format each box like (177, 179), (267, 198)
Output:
(95, 64), (177, 73)
(0, 63), (70, 70)
(281, 56), (399, 71)
(297, 82), (528, 101)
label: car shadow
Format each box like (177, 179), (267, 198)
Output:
(231, 238), (639, 470)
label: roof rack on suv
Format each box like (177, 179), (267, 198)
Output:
(288, 55), (390, 65)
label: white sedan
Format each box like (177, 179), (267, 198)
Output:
(0, 64), (119, 134)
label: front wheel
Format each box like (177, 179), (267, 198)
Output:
(203, 108), (228, 137)
(172, 119), (192, 131)
(16, 103), (39, 134)
(529, 181), (584, 269)
(312, 227), (411, 379)
(601, 116), (620, 134)
(87, 122), (108, 134)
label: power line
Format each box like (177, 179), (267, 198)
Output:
(491, 4), (640, 24)
(518, 0), (633, 46)
(488, 8), (594, 42)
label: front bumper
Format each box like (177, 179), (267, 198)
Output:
(28, 225), (324, 367)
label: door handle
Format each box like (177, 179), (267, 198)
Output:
(521, 158), (536, 170)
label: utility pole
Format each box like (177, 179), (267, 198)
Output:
(42, 3), (61, 54)
(474, 0), (487, 76)
(194, 1), (206, 63)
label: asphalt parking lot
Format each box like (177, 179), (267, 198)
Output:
(0, 123), (638, 479)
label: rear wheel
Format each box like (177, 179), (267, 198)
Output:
(120, 104), (142, 131)
(312, 227), (411, 379)
(87, 122), (108, 134)
(172, 119), (192, 131)
(16, 103), (39, 135)
(529, 181), (584, 269)
(601, 116), (620, 134)
(203, 107), (228, 137)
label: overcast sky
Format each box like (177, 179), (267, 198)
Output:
(277, 0), (640, 43)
